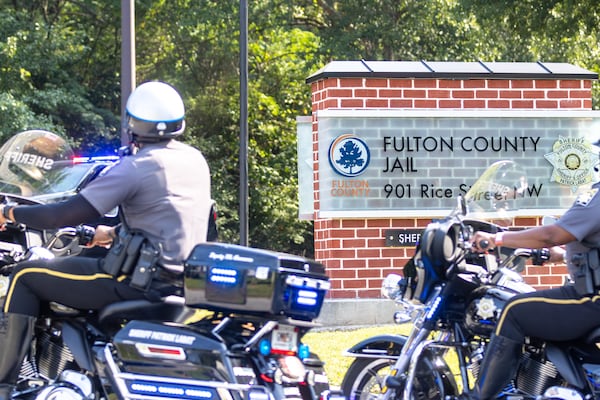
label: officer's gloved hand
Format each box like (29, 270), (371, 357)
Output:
(532, 248), (551, 266)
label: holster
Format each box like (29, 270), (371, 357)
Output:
(101, 229), (162, 292)
(572, 249), (600, 296)
(129, 242), (161, 292)
(102, 229), (145, 277)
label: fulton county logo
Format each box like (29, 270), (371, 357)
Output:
(328, 134), (370, 177)
(544, 136), (597, 192)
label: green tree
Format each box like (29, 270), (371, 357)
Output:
(292, 0), (482, 61)
(460, 0), (600, 108)
(292, 0), (599, 107)
(0, 1), (121, 151)
(136, 1), (322, 255)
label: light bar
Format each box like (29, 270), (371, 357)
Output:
(126, 380), (217, 399)
(209, 267), (239, 285)
(247, 388), (271, 400)
(72, 155), (119, 164)
(295, 289), (319, 307)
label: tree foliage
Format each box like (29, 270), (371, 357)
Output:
(0, 1), (121, 152)
(0, 0), (598, 256)
(293, 0), (483, 61)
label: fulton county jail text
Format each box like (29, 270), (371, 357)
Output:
(329, 135), (545, 198)
(382, 136), (541, 152)
(382, 136), (542, 173)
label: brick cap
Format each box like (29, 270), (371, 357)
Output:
(314, 109), (600, 119)
(306, 60), (598, 83)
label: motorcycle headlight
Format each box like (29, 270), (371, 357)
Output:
(381, 274), (402, 299)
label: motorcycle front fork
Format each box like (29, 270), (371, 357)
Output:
(380, 326), (471, 400)
(380, 325), (432, 400)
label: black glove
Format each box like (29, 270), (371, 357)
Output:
(532, 248), (551, 265)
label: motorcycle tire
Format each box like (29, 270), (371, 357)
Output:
(341, 357), (457, 400)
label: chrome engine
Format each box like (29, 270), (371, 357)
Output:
(32, 370), (94, 400)
(515, 352), (562, 396)
(468, 346), (563, 397)
(19, 327), (95, 400)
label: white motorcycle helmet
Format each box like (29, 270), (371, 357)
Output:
(125, 81), (185, 141)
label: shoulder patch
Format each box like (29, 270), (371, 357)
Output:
(575, 188), (599, 207)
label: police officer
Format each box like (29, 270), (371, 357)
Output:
(0, 81), (212, 399)
(466, 180), (600, 400)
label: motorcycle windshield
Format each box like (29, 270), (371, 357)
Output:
(0, 130), (87, 199)
(460, 160), (528, 228)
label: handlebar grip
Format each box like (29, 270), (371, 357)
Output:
(532, 248), (551, 265)
(76, 225), (96, 246)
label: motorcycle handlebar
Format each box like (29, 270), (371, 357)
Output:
(45, 225), (96, 249)
(456, 246), (551, 278)
(497, 247), (550, 269)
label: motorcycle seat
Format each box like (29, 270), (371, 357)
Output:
(98, 296), (194, 333)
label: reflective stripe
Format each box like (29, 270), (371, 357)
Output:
(495, 294), (600, 335)
(4, 268), (113, 313)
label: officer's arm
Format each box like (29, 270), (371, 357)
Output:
(7, 195), (102, 229)
(494, 224), (576, 249)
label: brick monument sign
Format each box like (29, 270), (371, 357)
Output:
(299, 61), (599, 324)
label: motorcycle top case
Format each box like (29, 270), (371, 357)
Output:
(184, 242), (330, 320)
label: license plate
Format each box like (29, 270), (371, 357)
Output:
(271, 324), (297, 353)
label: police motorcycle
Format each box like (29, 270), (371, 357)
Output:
(0, 224), (335, 400)
(341, 160), (600, 400)
(0, 131), (336, 400)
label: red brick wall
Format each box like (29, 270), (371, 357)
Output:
(310, 77), (594, 299)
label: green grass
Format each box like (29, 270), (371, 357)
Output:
(303, 324), (468, 392)
(302, 324), (412, 388)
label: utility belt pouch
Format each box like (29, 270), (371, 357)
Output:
(129, 242), (160, 292)
(572, 249), (600, 296)
(102, 230), (145, 277)
(120, 235), (146, 275)
(102, 229), (132, 276)
(589, 249), (600, 290)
